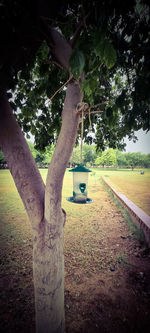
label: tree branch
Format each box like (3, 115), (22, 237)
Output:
(40, 17), (72, 71)
(0, 91), (45, 230)
(45, 81), (83, 222)
(70, 14), (90, 48)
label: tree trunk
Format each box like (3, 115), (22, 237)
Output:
(33, 214), (65, 333)
(33, 80), (82, 332)
(0, 91), (45, 230)
(0, 80), (83, 333)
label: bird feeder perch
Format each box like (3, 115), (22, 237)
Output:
(67, 165), (93, 204)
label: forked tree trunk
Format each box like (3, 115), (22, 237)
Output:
(33, 81), (82, 332)
(0, 80), (82, 333)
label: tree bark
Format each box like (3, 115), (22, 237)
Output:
(0, 79), (82, 332)
(33, 80), (82, 333)
(0, 91), (45, 232)
(40, 20), (72, 71)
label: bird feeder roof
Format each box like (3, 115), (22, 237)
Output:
(69, 165), (92, 173)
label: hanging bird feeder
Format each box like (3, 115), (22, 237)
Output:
(67, 101), (106, 204)
(67, 165), (93, 204)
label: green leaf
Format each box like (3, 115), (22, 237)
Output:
(104, 42), (117, 69)
(94, 32), (117, 69)
(69, 50), (85, 78)
(94, 33), (105, 61)
(82, 77), (97, 95)
(89, 77), (98, 90)
(81, 79), (92, 96)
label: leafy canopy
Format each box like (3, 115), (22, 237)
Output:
(95, 148), (117, 166)
(0, 0), (150, 151)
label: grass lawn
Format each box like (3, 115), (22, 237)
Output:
(61, 167), (150, 216)
(90, 168), (150, 215)
(0, 167), (150, 219)
(0, 168), (150, 333)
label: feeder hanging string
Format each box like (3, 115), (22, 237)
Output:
(80, 108), (84, 164)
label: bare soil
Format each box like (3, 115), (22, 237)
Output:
(0, 180), (150, 332)
(64, 181), (150, 333)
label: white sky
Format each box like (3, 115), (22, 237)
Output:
(124, 130), (150, 154)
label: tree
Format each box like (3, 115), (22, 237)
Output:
(141, 153), (150, 167)
(116, 150), (129, 167)
(95, 154), (102, 166)
(70, 144), (96, 166)
(116, 151), (150, 168)
(125, 152), (139, 168)
(82, 144), (96, 166)
(125, 152), (149, 169)
(95, 148), (117, 167)
(35, 145), (55, 167)
(27, 142), (55, 167)
(69, 146), (81, 165)
(0, 1), (150, 332)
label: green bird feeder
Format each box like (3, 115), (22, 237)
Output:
(67, 165), (93, 204)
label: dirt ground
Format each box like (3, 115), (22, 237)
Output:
(0, 180), (150, 332)
(64, 181), (150, 333)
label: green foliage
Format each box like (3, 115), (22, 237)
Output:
(116, 151), (129, 167)
(95, 155), (102, 166)
(1, 0), (150, 151)
(76, 144), (150, 170)
(41, 145), (55, 165)
(70, 146), (81, 165)
(96, 149), (150, 168)
(82, 144), (97, 165)
(27, 142), (38, 159)
(70, 144), (96, 166)
(122, 152), (150, 168)
(27, 141), (54, 167)
(0, 150), (6, 164)
(69, 50), (85, 78)
(94, 32), (117, 69)
(95, 148), (117, 166)
(81, 77), (98, 105)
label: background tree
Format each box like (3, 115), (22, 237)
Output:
(125, 152), (149, 168)
(141, 153), (150, 167)
(95, 153), (102, 167)
(27, 142), (39, 160)
(116, 150), (150, 168)
(95, 148), (117, 167)
(27, 142), (55, 167)
(35, 145), (55, 168)
(0, 1), (150, 332)
(82, 144), (96, 166)
(70, 144), (96, 166)
(69, 146), (81, 165)
(116, 150), (129, 168)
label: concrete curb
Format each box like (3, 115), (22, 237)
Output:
(102, 176), (150, 246)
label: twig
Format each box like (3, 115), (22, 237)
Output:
(45, 76), (73, 104)
(87, 110), (104, 114)
(91, 102), (108, 108)
(77, 109), (104, 115)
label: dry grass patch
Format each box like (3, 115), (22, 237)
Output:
(0, 169), (150, 333)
